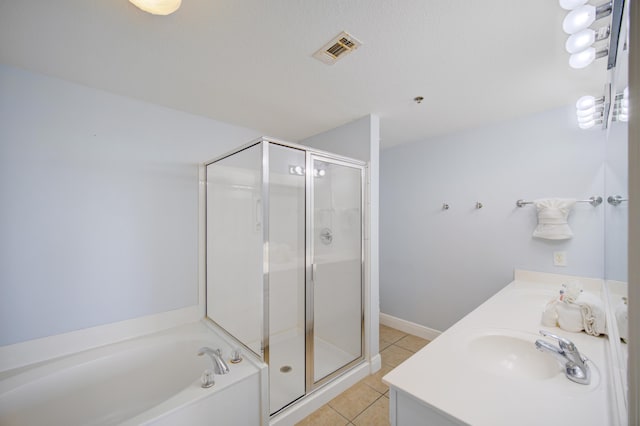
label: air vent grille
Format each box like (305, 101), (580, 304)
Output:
(313, 32), (362, 65)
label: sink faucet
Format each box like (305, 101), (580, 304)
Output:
(535, 330), (590, 385)
(198, 347), (230, 375)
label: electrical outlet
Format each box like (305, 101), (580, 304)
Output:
(553, 251), (567, 267)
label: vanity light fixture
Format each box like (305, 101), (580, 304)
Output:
(575, 94), (605, 129)
(559, 1), (616, 69)
(612, 87), (629, 122)
(565, 26), (610, 53)
(562, 2), (613, 34)
(129, 0), (181, 15)
(575, 88), (628, 129)
(569, 47), (609, 68)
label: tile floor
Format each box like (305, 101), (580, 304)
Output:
(295, 325), (430, 426)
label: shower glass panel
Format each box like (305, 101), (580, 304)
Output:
(311, 156), (363, 383)
(205, 138), (365, 415)
(206, 144), (263, 356)
(268, 144), (306, 414)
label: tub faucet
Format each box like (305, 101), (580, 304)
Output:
(197, 347), (230, 375)
(534, 330), (590, 385)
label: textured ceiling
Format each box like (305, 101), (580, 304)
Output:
(0, 0), (608, 148)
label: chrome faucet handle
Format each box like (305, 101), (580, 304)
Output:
(539, 330), (576, 352)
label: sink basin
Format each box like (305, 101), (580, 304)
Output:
(468, 333), (561, 380)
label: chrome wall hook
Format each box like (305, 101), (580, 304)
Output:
(442, 203), (450, 210)
(607, 195), (628, 206)
(475, 202), (483, 209)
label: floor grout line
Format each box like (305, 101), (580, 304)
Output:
(350, 392), (387, 423)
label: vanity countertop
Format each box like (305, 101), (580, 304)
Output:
(382, 270), (618, 426)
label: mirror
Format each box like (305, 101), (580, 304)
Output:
(603, 0), (629, 421)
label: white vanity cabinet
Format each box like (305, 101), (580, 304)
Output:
(383, 271), (625, 426)
(388, 389), (465, 426)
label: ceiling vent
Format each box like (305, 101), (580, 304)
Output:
(313, 31), (362, 65)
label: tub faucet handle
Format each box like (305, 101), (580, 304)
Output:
(200, 369), (215, 388)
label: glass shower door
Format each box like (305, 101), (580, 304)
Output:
(309, 156), (364, 384)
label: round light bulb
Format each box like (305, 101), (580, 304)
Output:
(559, 0), (588, 10)
(577, 106), (596, 117)
(294, 166), (303, 175)
(576, 95), (596, 110)
(565, 29), (595, 54)
(318, 169), (326, 177)
(569, 47), (596, 69)
(579, 120), (596, 129)
(563, 5), (596, 34)
(577, 114), (596, 124)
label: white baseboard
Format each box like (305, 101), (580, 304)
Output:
(370, 353), (382, 373)
(379, 313), (441, 341)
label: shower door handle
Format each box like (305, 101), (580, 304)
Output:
(311, 263), (317, 283)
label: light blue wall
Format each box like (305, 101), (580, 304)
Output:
(0, 64), (261, 346)
(380, 106), (606, 332)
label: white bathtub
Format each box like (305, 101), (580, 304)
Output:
(0, 322), (261, 426)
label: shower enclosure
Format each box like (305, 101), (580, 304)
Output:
(205, 137), (365, 415)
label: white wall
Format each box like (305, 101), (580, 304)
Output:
(0, 64), (261, 346)
(380, 106), (606, 332)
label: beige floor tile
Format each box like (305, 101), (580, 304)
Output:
(379, 337), (395, 351)
(379, 325), (407, 345)
(328, 381), (382, 420)
(360, 363), (394, 394)
(295, 404), (349, 426)
(380, 344), (413, 368)
(394, 334), (430, 353)
(352, 396), (390, 426)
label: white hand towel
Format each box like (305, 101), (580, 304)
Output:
(532, 198), (576, 240)
(575, 293), (607, 336)
(556, 292), (607, 336)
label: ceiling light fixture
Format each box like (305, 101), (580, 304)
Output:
(129, 0), (181, 15)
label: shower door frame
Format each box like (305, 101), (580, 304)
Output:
(304, 151), (366, 392)
(204, 136), (366, 412)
